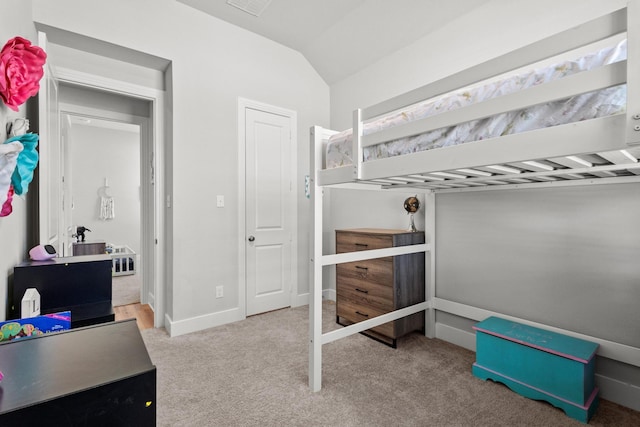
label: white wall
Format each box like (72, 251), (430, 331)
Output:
(31, 0), (330, 331)
(69, 123), (141, 254)
(0, 0), (36, 321)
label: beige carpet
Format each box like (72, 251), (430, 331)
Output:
(141, 302), (639, 427)
(112, 274), (141, 307)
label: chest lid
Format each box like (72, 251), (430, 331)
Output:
(473, 316), (599, 364)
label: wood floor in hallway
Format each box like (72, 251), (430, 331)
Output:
(114, 303), (154, 330)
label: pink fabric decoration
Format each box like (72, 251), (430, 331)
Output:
(0, 36), (47, 112)
(0, 185), (14, 217)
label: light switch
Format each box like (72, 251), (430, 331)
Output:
(216, 195), (224, 208)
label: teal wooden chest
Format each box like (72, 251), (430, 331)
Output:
(472, 317), (599, 423)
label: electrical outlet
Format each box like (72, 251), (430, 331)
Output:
(215, 286), (223, 298)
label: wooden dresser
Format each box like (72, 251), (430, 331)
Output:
(335, 228), (425, 347)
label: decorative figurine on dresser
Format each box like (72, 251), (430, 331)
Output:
(335, 228), (425, 347)
(403, 195), (420, 232)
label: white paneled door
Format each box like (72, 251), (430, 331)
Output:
(245, 107), (293, 316)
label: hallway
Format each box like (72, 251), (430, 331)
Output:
(114, 303), (154, 330)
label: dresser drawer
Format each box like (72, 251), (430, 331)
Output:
(336, 231), (393, 253)
(336, 260), (393, 287)
(336, 276), (394, 312)
(336, 299), (394, 338)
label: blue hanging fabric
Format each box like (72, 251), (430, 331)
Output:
(0, 142), (22, 203)
(4, 133), (39, 195)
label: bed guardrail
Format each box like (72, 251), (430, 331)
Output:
(339, 4), (639, 184)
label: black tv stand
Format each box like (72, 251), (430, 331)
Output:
(9, 254), (114, 327)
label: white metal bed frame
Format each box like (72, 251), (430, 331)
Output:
(309, 2), (640, 391)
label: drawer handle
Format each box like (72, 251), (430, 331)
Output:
(355, 266), (368, 271)
(355, 288), (369, 294)
(355, 311), (369, 318)
(355, 243), (369, 248)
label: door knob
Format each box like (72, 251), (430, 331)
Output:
(248, 235), (255, 242)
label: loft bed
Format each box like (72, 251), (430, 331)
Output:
(309, 3), (640, 392)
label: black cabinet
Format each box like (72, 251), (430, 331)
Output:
(0, 319), (156, 426)
(9, 255), (114, 327)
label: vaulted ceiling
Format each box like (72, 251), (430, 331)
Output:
(177, 0), (491, 84)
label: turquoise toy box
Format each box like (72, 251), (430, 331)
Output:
(0, 311), (71, 343)
(472, 316), (599, 423)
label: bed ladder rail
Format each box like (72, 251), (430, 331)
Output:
(352, 109), (363, 180)
(322, 301), (430, 345)
(627, 0), (640, 145)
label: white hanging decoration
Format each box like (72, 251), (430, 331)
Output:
(98, 177), (115, 220)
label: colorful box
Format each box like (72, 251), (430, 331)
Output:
(0, 311), (71, 343)
(472, 316), (599, 423)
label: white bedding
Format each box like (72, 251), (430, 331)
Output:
(326, 40), (628, 169)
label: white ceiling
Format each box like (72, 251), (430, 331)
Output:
(177, 0), (491, 84)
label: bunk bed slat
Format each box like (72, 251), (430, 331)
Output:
(380, 163), (640, 191)
(598, 150), (637, 164)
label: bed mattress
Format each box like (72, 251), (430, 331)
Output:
(326, 40), (627, 169)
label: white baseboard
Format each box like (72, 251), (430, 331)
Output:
(164, 307), (243, 337)
(323, 288), (336, 301)
(596, 373), (640, 412)
(166, 292), (313, 337)
(292, 290), (335, 306)
(436, 322), (476, 352)
(292, 292), (309, 307)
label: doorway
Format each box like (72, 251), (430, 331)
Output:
(54, 79), (163, 326)
(239, 99), (298, 317)
(63, 114), (143, 308)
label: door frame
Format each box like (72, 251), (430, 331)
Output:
(37, 32), (61, 252)
(54, 66), (166, 328)
(237, 98), (298, 318)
